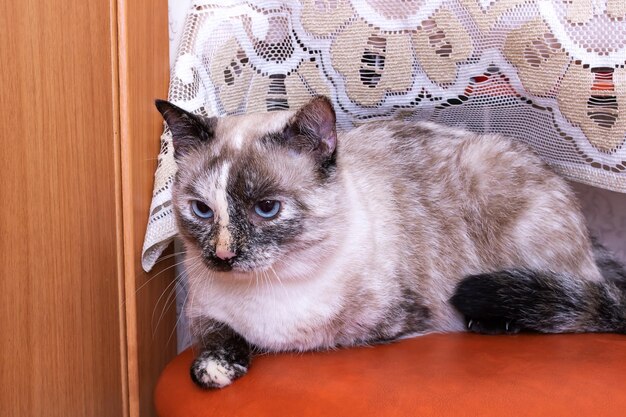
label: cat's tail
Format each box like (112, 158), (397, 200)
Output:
(450, 245), (626, 334)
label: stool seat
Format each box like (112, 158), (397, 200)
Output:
(155, 333), (626, 417)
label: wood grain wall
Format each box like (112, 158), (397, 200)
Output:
(0, 0), (175, 416)
(0, 0), (125, 415)
(117, 0), (178, 415)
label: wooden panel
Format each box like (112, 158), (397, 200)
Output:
(0, 1), (125, 416)
(117, 0), (178, 416)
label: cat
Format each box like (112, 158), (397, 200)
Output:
(155, 96), (626, 389)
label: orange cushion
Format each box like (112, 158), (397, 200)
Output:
(155, 333), (626, 417)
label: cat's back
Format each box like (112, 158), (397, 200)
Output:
(339, 120), (549, 183)
(337, 119), (584, 276)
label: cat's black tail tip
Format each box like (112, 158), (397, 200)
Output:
(450, 272), (510, 318)
(451, 269), (626, 335)
(450, 270), (550, 334)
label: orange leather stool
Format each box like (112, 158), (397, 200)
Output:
(155, 333), (626, 417)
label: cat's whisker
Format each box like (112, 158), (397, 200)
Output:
(155, 269), (190, 336)
(256, 270), (264, 288)
(269, 265), (289, 298)
(166, 277), (191, 348)
(182, 268), (202, 349)
(261, 269), (275, 304)
(151, 264), (188, 334)
(174, 260), (207, 345)
(152, 250), (188, 265)
(152, 258), (204, 344)
(267, 270), (282, 309)
(121, 254), (200, 309)
(243, 269), (254, 293)
(153, 285), (181, 341)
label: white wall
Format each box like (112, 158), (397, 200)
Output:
(571, 182), (626, 262)
(168, 0), (192, 66)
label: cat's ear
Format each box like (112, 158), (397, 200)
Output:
(283, 96), (337, 162)
(155, 99), (216, 159)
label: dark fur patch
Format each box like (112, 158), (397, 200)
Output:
(451, 269), (626, 334)
(223, 155), (308, 267)
(367, 288), (431, 343)
(397, 288), (432, 335)
(260, 131), (338, 180)
(155, 100), (217, 159)
(592, 238), (626, 289)
(175, 144), (312, 271)
(389, 122), (436, 142)
(189, 317), (252, 389)
(282, 96), (337, 161)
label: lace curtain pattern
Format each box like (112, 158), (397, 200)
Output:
(143, 0), (626, 271)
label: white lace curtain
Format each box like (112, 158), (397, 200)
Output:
(142, 0), (626, 271)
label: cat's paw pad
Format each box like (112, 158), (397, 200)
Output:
(190, 352), (248, 389)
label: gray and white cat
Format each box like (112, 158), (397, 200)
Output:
(155, 96), (626, 389)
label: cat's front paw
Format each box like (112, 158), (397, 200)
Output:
(190, 350), (249, 389)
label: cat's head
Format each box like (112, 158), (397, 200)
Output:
(156, 97), (342, 278)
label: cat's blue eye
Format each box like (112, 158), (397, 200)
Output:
(191, 200), (214, 219)
(254, 200), (281, 219)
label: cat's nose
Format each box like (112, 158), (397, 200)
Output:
(215, 248), (236, 260)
